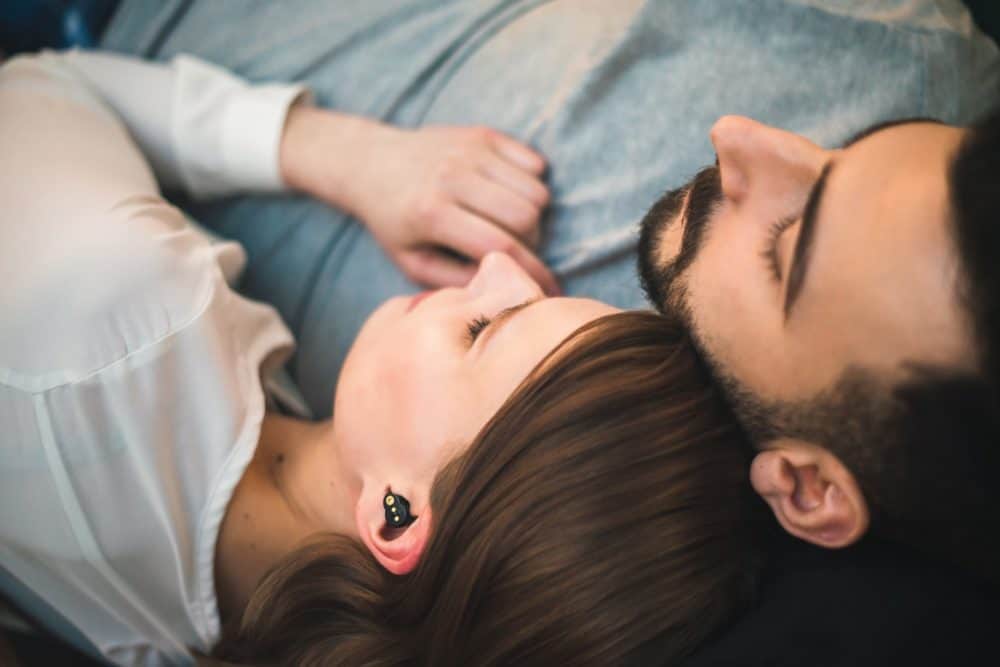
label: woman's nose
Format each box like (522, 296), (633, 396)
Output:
(467, 251), (545, 303)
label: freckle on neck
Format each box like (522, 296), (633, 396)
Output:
(275, 453), (285, 464)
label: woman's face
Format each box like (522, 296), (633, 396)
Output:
(333, 252), (620, 501)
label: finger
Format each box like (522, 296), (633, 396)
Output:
(429, 206), (561, 296)
(449, 172), (541, 247)
(397, 248), (478, 288)
(488, 130), (547, 175)
(479, 153), (550, 208)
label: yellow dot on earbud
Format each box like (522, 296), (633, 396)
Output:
(385, 495), (395, 506)
(394, 515), (401, 522)
(391, 507), (398, 514)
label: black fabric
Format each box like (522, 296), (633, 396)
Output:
(0, 0), (121, 55)
(7, 630), (104, 667)
(9, 542), (999, 667)
(966, 0), (1000, 47)
(666, 535), (999, 667)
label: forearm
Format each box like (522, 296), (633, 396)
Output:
(276, 102), (557, 291)
(279, 103), (394, 219)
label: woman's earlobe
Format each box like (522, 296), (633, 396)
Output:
(356, 494), (432, 575)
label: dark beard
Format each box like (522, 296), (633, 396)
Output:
(637, 166), (723, 322)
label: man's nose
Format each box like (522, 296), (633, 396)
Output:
(710, 115), (828, 205)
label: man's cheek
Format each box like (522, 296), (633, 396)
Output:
(688, 261), (784, 385)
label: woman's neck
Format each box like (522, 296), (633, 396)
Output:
(214, 411), (355, 626)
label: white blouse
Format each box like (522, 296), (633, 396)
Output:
(0, 50), (312, 665)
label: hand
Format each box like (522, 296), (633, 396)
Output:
(280, 106), (558, 293)
(354, 124), (558, 292)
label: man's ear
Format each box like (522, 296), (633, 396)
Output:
(355, 488), (432, 575)
(749, 441), (869, 548)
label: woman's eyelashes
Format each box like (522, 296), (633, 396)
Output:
(760, 215), (798, 284)
(466, 315), (492, 345)
(464, 299), (538, 347)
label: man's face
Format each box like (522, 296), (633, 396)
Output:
(639, 116), (976, 422)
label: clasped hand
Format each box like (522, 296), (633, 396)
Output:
(280, 105), (558, 293)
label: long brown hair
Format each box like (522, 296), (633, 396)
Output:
(213, 311), (771, 666)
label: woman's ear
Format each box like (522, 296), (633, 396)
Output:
(355, 488), (432, 575)
(749, 441), (870, 548)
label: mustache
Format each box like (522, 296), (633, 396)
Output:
(638, 165), (723, 313)
(675, 165), (723, 275)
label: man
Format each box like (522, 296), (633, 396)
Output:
(638, 110), (1000, 578)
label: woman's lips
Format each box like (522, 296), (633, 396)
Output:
(406, 290), (435, 313)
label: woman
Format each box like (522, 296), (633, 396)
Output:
(215, 310), (770, 666)
(0, 50), (767, 666)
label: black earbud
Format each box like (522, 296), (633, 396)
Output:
(383, 492), (416, 527)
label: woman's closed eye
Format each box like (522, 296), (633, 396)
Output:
(466, 315), (492, 344)
(464, 299), (540, 348)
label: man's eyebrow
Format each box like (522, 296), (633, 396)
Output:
(783, 162), (833, 319)
(779, 118), (943, 319)
(475, 298), (542, 352)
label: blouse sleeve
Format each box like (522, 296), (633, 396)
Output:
(31, 48), (311, 199)
(0, 48), (299, 665)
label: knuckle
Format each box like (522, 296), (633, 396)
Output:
(493, 235), (518, 256)
(397, 256), (419, 280)
(414, 196), (443, 229)
(421, 215), (442, 241)
(437, 158), (469, 185)
(471, 126), (494, 142)
(511, 204), (538, 232)
(400, 255), (427, 282)
(431, 161), (454, 185)
(409, 252), (430, 272)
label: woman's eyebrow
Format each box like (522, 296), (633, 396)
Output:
(475, 298), (542, 352)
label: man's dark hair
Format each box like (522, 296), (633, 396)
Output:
(916, 104), (1000, 580)
(827, 108), (1000, 579)
(951, 105), (1000, 406)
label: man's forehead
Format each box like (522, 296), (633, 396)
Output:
(841, 117), (950, 148)
(797, 120), (976, 376)
(840, 118), (963, 159)
(823, 120), (964, 236)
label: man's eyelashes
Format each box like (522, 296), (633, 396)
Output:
(761, 215), (798, 283)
